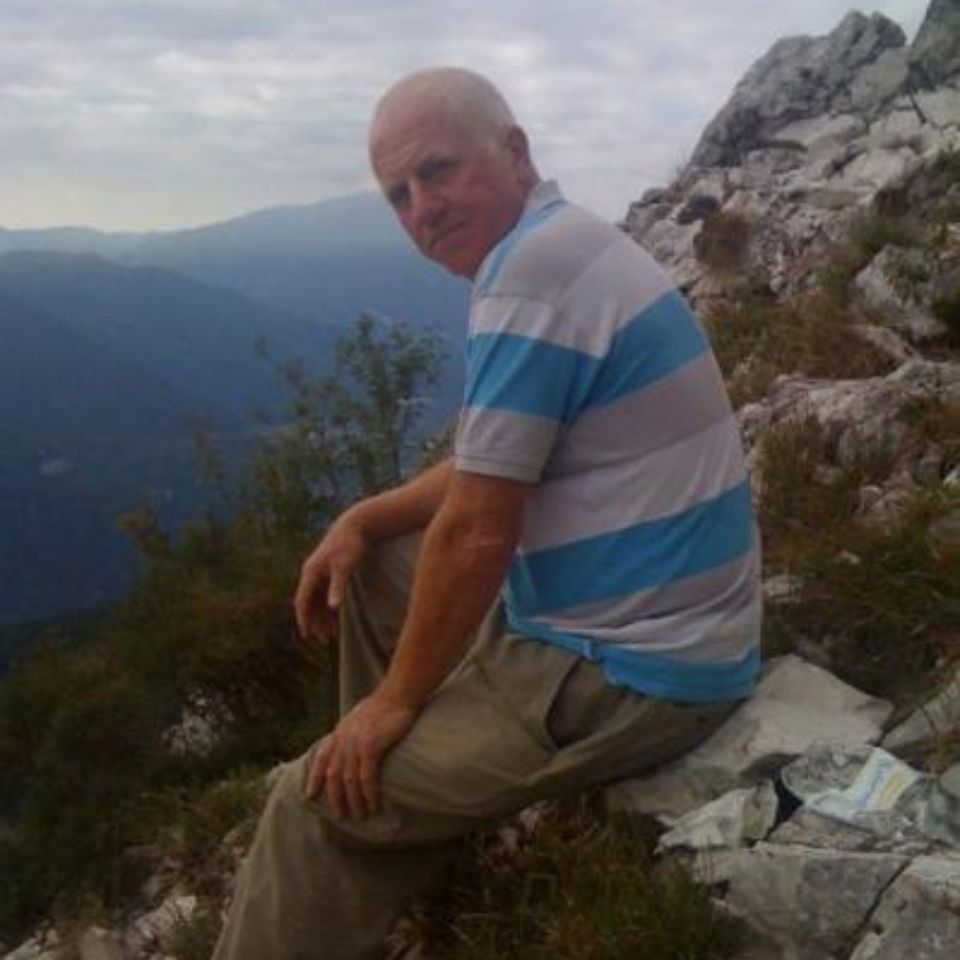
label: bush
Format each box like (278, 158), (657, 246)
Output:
(693, 210), (751, 275)
(704, 292), (893, 407)
(0, 315), (444, 939)
(756, 415), (960, 702)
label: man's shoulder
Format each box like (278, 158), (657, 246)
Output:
(478, 199), (669, 310)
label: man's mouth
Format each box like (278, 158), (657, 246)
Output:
(429, 222), (467, 250)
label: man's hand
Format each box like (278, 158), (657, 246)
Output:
(294, 512), (367, 645)
(304, 692), (418, 819)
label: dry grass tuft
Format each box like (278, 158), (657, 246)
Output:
(419, 799), (747, 960)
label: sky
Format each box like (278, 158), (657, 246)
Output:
(0, 0), (931, 232)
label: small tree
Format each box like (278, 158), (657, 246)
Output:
(250, 313), (443, 538)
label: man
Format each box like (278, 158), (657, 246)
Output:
(213, 67), (760, 960)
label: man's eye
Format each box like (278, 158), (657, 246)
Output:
(423, 159), (456, 182)
(388, 186), (409, 209)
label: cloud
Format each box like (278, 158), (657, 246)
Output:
(0, 0), (931, 229)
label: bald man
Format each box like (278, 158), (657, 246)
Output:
(212, 68), (761, 960)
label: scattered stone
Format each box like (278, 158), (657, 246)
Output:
(162, 693), (232, 758)
(763, 574), (804, 604)
(128, 894), (198, 953)
(2, 930), (59, 960)
(857, 479), (916, 535)
(77, 926), (124, 960)
(658, 782), (778, 853)
(883, 664), (960, 752)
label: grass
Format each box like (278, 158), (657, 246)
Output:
(704, 292), (893, 407)
(418, 799), (747, 960)
(756, 411), (960, 703)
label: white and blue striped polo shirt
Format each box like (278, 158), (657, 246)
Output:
(455, 180), (761, 703)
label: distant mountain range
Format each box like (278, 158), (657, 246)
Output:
(0, 193), (469, 626)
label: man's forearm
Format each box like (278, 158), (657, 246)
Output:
(377, 474), (526, 711)
(347, 457), (453, 543)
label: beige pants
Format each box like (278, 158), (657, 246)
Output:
(212, 533), (733, 960)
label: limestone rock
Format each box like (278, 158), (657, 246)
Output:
(605, 656), (891, 820)
(849, 855), (960, 959)
(737, 360), (960, 482)
(1, 930), (59, 960)
(853, 246), (950, 344)
(691, 12), (906, 168)
(719, 844), (908, 960)
(658, 782), (779, 853)
(908, 0), (960, 88)
(883, 664), (960, 752)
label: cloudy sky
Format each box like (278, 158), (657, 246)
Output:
(1, 0), (929, 232)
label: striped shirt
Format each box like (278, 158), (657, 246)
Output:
(455, 181), (761, 703)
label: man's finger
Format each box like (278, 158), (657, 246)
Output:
(305, 737), (331, 800)
(359, 752), (380, 815)
(327, 568), (345, 611)
(343, 771), (368, 820)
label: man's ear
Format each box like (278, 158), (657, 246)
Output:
(505, 126), (531, 165)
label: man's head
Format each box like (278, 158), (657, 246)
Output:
(369, 67), (540, 279)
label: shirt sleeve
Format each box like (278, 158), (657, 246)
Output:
(454, 296), (597, 482)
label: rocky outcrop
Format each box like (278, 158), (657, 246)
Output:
(908, 0), (960, 88)
(609, 660), (960, 960)
(690, 12), (908, 169)
(624, 2), (960, 306)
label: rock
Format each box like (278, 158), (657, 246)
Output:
(927, 507), (960, 556)
(883, 664), (960, 752)
(768, 805), (926, 855)
(676, 193), (720, 225)
(1, 930), (59, 960)
(737, 361), (960, 480)
(913, 445), (945, 486)
(780, 741), (960, 851)
(128, 894), (198, 953)
(941, 763), (960, 799)
(849, 855), (960, 959)
(719, 844), (908, 960)
(853, 246), (950, 345)
(605, 656), (891, 820)
(691, 12), (907, 168)
(162, 693), (231, 758)
(908, 0), (960, 88)
(856, 479), (916, 535)
(850, 323), (916, 365)
(763, 574), (804, 604)
(658, 782), (778, 853)
(77, 927), (124, 960)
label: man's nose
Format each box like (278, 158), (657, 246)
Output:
(408, 181), (447, 226)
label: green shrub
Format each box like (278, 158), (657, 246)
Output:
(0, 315), (444, 939)
(757, 415), (960, 702)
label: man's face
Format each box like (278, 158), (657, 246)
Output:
(371, 105), (533, 279)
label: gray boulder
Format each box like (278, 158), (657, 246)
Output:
(849, 855), (960, 959)
(692, 13), (906, 168)
(908, 0), (960, 89)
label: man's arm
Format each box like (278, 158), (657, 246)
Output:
(294, 457), (454, 643)
(305, 468), (531, 818)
